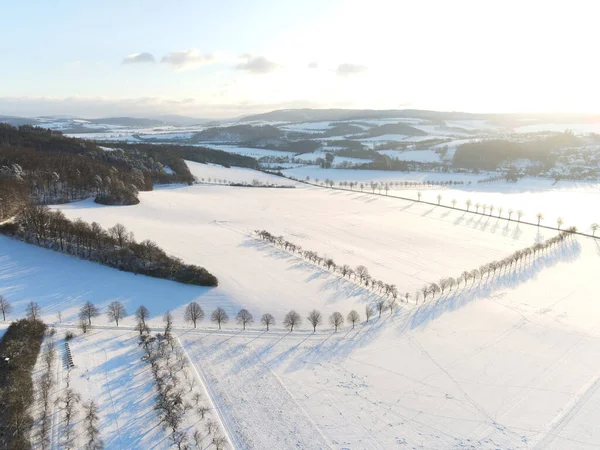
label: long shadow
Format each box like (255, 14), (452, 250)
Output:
(407, 239), (582, 330)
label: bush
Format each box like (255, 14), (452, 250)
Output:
(65, 331), (75, 341)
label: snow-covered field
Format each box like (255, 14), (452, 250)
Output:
(201, 145), (294, 159)
(2, 162), (600, 449)
(187, 161), (297, 185)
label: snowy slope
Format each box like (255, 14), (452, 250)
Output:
(3, 162), (600, 449)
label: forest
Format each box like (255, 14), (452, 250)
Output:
(453, 132), (580, 170)
(0, 124), (261, 221)
(0, 318), (47, 450)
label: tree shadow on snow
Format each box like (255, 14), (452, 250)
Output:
(406, 239), (582, 331)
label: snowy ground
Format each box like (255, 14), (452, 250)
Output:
(201, 145), (294, 159)
(2, 162), (600, 449)
(187, 161), (297, 185)
(281, 168), (600, 232)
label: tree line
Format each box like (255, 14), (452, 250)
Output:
(255, 229), (408, 314)
(0, 124), (257, 219)
(1, 205), (218, 287)
(417, 227), (577, 302)
(138, 315), (227, 449)
(0, 317), (47, 450)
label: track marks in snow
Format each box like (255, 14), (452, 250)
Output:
(180, 334), (332, 449)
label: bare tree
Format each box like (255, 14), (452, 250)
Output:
(197, 404), (209, 420)
(451, 199), (457, 208)
(365, 304), (374, 323)
(79, 319), (89, 334)
(26, 301), (41, 321)
(436, 194), (442, 205)
(466, 199), (472, 211)
(106, 301), (126, 326)
(557, 217), (564, 230)
(59, 385), (81, 449)
(163, 310), (173, 339)
(213, 435), (227, 450)
(329, 312), (344, 332)
(592, 223), (599, 236)
(388, 298), (397, 316)
(108, 223), (129, 248)
(517, 210), (524, 222)
(236, 309), (254, 330)
(355, 265), (370, 285)
(508, 209), (513, 220)
(283, 310), (301, 331)
(0, 295), (12, 321)
(347, 310), (360, 328)
(83, 400), (103, 450)
(536, 212), (544, 226)
(307, 309), (323, 332)
(184, 302), (204, 328)
(205, 419), (216, 435)
(261, 313), (275, 331)
(376, 299), (386, 317)
(211, 307), (228, 329)
(79, 301), (100, 325)
(193, 429), (203, 448)
(136, 305), (150, 327)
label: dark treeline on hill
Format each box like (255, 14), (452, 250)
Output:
(359, 122), (428, 138)
(0, 318), (47, 450)
(113, 142), (259, 169)
(0, 145), (149, 208)
(0, 205), (218, 287)
(191, 124), (282, 143)
(453, 132), (580, 170)
(0, 124), (260, 221)
(0, 124), (186, 214)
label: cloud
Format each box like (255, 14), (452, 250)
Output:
(235, 55), (281, 74)
(336, 63), (367, 76)
(308, 61), (319, 69)
(122, 52), (156, 64)
(161, 49), (217, 70)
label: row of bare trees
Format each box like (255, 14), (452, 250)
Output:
(35, 340), (57, 450)
(418, 227), (578, 303)
(3, 206), (218, 286)
(55, 373), (102, 450)
(138, 318), (227, 449)
(0, 318), (47, 449)
(255, 229), (409, 305)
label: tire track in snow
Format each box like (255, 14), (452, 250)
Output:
(531, 369), (600, 449)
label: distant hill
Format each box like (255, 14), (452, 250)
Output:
(0, 115), (42, 126)
(363, 122), (428, 137)
(87, 117), (166, 127)
(151, 115), (210, 126)
(240, 108), (483, 123)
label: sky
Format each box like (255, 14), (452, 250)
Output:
(0, 0), (598, 118)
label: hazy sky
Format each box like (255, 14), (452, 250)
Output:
(1, 0), (597, 118)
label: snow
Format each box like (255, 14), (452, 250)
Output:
(2, 161), (600, 448)
(202, 144), (294, 158)
(515, 122), (600, 134)
(282, 166), (487, 183)
(185, 161), (296, 185)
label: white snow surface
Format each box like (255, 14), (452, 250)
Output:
(2, 162), (600, 449)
